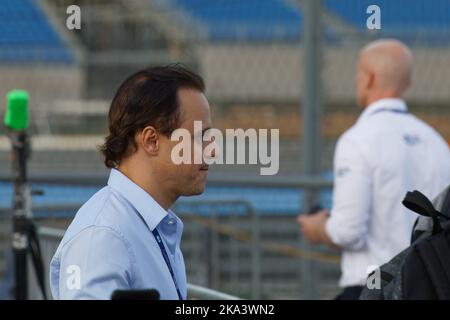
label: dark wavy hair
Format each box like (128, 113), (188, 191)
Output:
(100, 64), (205, 168)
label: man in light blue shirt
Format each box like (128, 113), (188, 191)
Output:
(50, 65), (214, 299)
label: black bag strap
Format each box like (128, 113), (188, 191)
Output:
(431, 233), (450, 286)
(441, 188), (450, 217)
(403, 190), (444, 234)
(416, 234), (450, 300)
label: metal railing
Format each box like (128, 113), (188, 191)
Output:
(173, 200), (262, 299)
(34, 225), (242, 300)
(2, 174), (338, 299)
(0, 171), (333, 188)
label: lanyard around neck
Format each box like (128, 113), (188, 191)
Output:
(369, 108), (409, 116)
(151, 228), (183, 300)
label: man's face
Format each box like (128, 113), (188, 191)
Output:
(157, 88), (214, 197)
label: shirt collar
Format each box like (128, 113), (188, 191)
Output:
(107, 168), (169, 231)
(358, 98), (408, 122)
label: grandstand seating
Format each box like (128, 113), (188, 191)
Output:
(170, 0), (450, 44)
(325, 0), (450, 44)
(171, 0), (303, 41)
(0, 0), (74, 63)
(2, 0), (448, 63)
(326, 0), (450, 30)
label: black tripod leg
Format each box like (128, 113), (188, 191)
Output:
(13, 215), (28, 300)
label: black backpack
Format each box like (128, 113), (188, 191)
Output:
(360, 185), (450, 300)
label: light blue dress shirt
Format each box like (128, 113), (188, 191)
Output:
(49, 169), (187, 300)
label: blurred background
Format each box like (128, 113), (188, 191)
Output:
(0, 0), (449, 299)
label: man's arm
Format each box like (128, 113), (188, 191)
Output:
(297, 209), (341, 249)
(325, 134), (372, 251)
(297, 134), (372, 251)
(51, 226), (134, 300)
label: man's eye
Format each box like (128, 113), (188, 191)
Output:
(203, 133), (212, 141)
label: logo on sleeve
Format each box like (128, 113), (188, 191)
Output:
(403, 134), (421, 145)
(336, 167), (351, 178)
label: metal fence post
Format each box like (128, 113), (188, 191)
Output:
(230, 211), (240, 293)
(250, 205), (261, 299)
(301, 0), (323, 300)
(209, 210), (220, 290)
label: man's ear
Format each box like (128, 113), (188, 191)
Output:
(366, 71), (375, 90)
(139, 126), (159, 156)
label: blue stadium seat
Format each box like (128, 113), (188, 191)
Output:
(171, 0), (450, 44)
(0, 0), (74, 64)
(171, 0), (303, 41)
(325, 0), (450, 45)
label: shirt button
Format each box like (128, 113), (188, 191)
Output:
(167, 219), (176, 225)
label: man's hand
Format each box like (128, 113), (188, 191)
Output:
(296, 210), (330, 245)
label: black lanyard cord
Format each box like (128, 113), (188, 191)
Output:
(152, 228), (183, 300)
(369, 108), (409, 116)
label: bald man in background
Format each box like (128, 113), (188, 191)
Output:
(297, 39), (450, 299)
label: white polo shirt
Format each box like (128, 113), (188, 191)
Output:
(326, 98), (450, 288)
